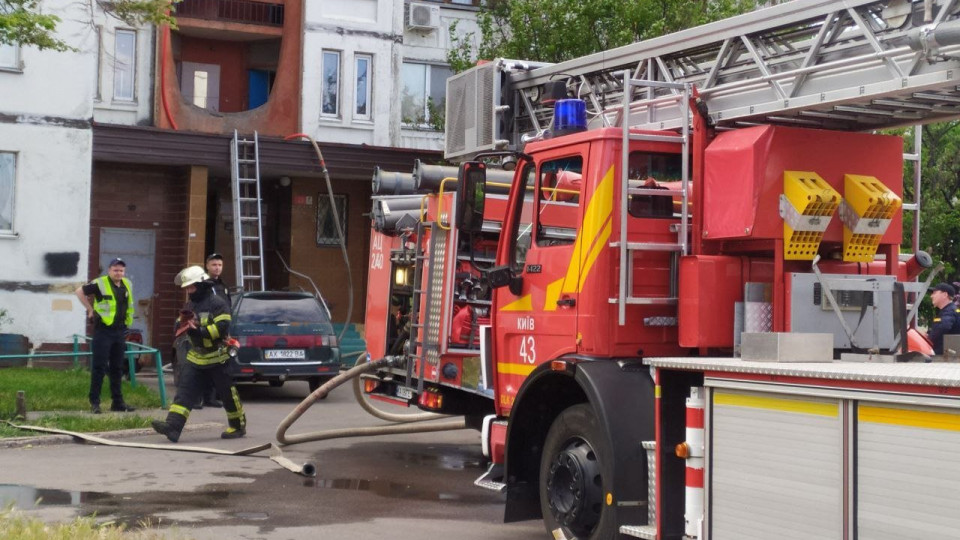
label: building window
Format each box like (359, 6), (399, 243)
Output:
(0, 43), (19, 70)
(0, 152), (15, 233)
(113, 29), (136, 101)
(355, 54), (372, 120)
(401, 62), (452, 127)
(322, 50), (341, 117)
(317, 194), (347, 247)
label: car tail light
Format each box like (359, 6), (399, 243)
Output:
(363, 379), (380, 393)
(316, 335), (339, 347)
(240, 368), (254, 374)
(418, 388), (443, 410)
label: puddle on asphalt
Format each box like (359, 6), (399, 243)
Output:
(304, 477), (462, 501)
(0, 484), (109, 510)
(388, 450), (484, 471)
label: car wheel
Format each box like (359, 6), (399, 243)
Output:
(308, 377), (329, 399)
(269, 380), (284, 388)
(539, 403), (615, 540)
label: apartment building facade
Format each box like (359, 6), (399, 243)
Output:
(0, 0), (480, 355)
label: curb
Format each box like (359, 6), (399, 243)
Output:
(0, 422), (223, 450)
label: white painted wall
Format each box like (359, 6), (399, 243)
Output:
(91, 14), (155, 126)
(0, 0), (150, 347)
(301, 0), (480, 151)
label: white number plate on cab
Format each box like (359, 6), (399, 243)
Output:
(396, 386), (414, 400)
(265, 349), (306, 360)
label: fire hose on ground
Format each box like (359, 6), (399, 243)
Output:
(275, 355), (468, 446)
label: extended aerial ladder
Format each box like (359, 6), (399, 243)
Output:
(447, 0), (960, 157)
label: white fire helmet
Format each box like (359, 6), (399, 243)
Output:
(175, 265), (209, 288)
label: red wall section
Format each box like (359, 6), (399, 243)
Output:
(88, 163), (188, 356)
(178, 36), (248, 113)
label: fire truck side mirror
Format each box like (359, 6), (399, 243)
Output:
(487, 265), (523, 295)
(456, 161), (486, 234)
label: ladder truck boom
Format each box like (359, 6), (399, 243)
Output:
(446, 0), (960, 160)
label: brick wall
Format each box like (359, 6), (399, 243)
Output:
(89, 163), (189, 357)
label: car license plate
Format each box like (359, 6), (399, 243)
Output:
(265, 349), (306, 360)
(396, 386), (414, 400)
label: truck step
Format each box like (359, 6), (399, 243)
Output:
(473, 463), (506, 494)
(619, 525), (657, 539)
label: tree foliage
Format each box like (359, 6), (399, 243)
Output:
(903, 123), (960, 280)
(449, 0), (766, 72)
(0, 0), (179, 52)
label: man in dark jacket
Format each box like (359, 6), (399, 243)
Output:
(193, 252), (230, 408)
(152, 266), (246, 442)
(928, 282), (960, 355)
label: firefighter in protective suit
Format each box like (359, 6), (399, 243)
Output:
(152, 266), (246, 442)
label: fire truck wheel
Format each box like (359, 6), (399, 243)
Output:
(539, 403), (614, 540)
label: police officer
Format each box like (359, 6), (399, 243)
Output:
(927, 282), (960, 355)
(74, 258), (137, 414)
(152, 266), (246, 442)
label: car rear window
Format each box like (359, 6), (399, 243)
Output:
(237, 295), (332, 327)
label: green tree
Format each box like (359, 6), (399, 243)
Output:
(902, 123), (960, 278)
(0, 0), (179, 52)
(449, 0), (765, 71)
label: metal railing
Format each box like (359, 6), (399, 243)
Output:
(0, 336), (168, 407)
(175, 0), (285, 26)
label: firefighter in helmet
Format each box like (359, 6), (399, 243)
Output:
(152, 265), (246, 442)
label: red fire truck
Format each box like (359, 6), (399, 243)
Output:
(362, 1), (960, 538)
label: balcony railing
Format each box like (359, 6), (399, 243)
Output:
(175, 0), (285, 27)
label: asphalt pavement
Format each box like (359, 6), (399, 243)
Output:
(0, 373), (545, 540)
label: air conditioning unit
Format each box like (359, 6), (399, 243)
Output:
(408, 2), (440, 32)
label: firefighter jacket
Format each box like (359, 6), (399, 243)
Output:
(90, 276), (134, 328)
(929, 301), (960, 355)
(184, 288), (232, 366)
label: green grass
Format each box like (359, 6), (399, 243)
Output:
(0, 367), (163, 438)
(0, 506), (189, 539)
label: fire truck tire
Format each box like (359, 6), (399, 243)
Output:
(539, 403), (614, 540)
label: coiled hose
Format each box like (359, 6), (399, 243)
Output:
(276, 356), (466, 446)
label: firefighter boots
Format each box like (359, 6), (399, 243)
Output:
(221, 427), (246, 439)
(151, 420), (181, 443)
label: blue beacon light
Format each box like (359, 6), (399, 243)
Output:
(552, 99), (588, 137)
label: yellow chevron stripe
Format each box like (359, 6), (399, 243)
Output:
(501, 294), (533, 312)
(579, 219), (612, 291)
(498, 362), (536, 376)
(564, 166), (615, 294)
(860, 404), (960, 432)
(714, 391), (838, 417)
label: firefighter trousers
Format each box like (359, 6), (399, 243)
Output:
(163, 360), (245, 437)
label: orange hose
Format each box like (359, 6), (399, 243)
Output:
(160, 25), (178, 130)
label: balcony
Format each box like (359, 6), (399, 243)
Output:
(176, 0), (285, 27)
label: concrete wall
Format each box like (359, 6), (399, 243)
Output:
(0, 1), (152, 346)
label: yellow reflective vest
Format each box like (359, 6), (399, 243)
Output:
(93, 276), (134, 327)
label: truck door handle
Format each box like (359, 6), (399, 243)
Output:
(557, 298), (576, 308)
